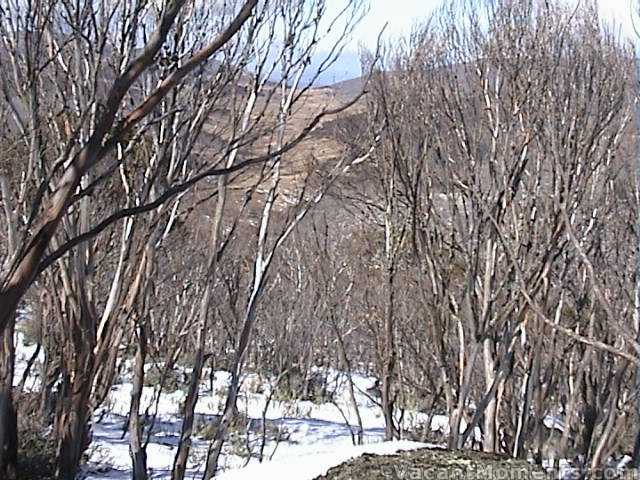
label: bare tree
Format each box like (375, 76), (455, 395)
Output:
(342, 0), (635, 464)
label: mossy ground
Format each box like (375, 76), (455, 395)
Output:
(314, 447), (546, 480)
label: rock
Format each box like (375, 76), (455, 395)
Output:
(314, 447), (545, 480)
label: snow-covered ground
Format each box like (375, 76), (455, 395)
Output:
(13, 329), (440, 479)
(18, 331), (633, 480)
(20, 330), (605, 480)
(82, 368), (434, 479)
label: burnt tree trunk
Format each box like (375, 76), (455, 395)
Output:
(0, 311), (17, 479)
(55, 299), (97, 480)
(129, 321), (148, 480)
(0, 391), (17, 480)
(381, 260), (398, 441)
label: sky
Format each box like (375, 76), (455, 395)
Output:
(310, 0), (639, 85)
(344, 0), (440, 47)
(347, 0), (636, 45)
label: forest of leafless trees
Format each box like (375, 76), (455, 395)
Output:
(0, 0), (640, 478)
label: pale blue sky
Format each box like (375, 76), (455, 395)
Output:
(345, 0), (440, 47)
(310, 0), (638, 85)
(348, 0), (635, 46)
